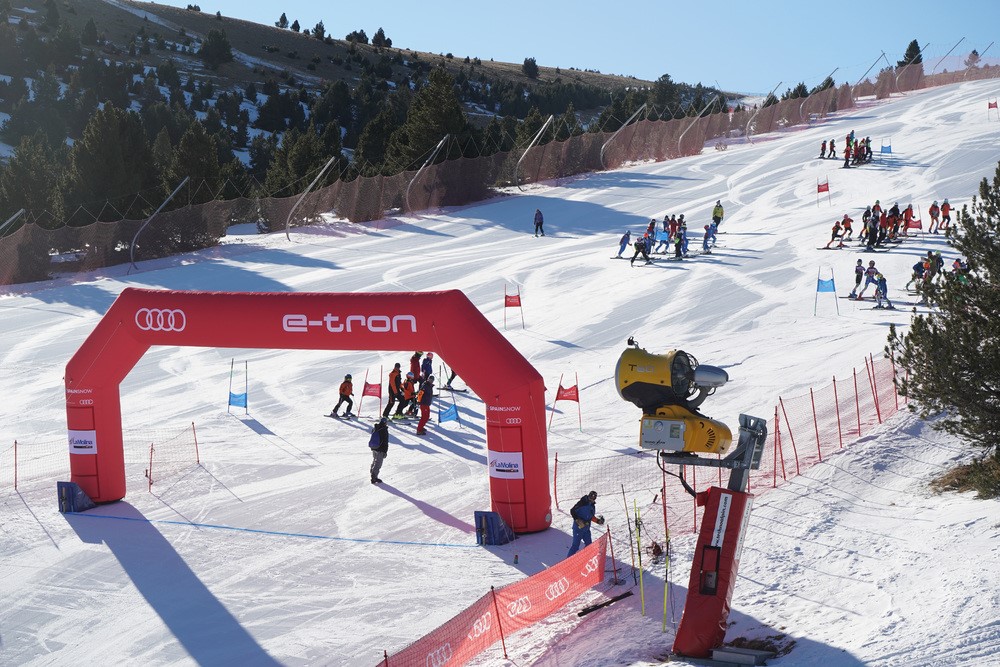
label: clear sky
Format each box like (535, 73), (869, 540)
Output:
(151, 0), (999, 93)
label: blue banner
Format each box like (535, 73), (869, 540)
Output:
(438, 403), (458, 423)
(229, 392), (247, 408)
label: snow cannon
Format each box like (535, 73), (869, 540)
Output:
(615, 346), (733, 455)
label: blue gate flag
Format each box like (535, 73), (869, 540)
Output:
(816, 278), (836, 293)
(229, 392), (247, 408)
(439, 403), (458, 423)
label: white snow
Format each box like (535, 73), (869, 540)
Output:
(2, 78), (1000, 666)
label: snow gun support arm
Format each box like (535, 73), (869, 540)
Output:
(658, 413), (767, 493)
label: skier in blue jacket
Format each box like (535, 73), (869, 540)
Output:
(421, 352), (434, 381)
(616, 230), (631, 257)
(567, 490), (604, 557)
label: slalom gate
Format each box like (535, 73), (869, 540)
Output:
(382, 533), (609, 666)
(553, 352), (904, 538)
(4, 63), (998, 287)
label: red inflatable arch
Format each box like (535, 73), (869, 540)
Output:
(65, 288), (552, 532)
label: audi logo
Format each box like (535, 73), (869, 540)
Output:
(425, 643), (453, 667)
(135, 308), (186, 332)
(581, 556), (600, 577)
(466, 612), (492, 640)
(507, 596), (532, 618)
(545, 577), (570, 601)
(505, 418), (522, 425)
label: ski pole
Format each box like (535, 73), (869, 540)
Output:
(635, 499), (645, 616)
(622, 484), (638, 585)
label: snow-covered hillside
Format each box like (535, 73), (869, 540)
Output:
(2, 78), (1000, 666)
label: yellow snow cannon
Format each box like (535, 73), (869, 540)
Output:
(615, 345), (733, 455)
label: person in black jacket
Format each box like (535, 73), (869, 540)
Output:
(416, 375), (435, 435)
(369, 417), (390, 484)
(567, 490), (604, 557)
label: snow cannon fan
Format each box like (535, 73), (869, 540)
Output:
(615, 343), (733, 456)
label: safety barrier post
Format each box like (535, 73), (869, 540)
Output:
(810, 388), (822, 462)
(147, 443), (154, 492)
(773, 405), (786, 485)
(690, 466), (698, 532)
(778, 397), (801, 475)
(832, 377), (844, 448)
(382, 649), (388, 666)
(553, 452), (559, 510)
(867, 354), (882, 424)
(192, 422), (200, 464)
(608, 528), (620, 584)
(13, 439), (17, 490)
(889, 351), (899, 411)
(854, 367), (862, 437)
(548, 373), (563, 432)
(489, 586), (509, 659)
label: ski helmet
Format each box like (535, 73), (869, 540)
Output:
(406, 372), (414, 378)
(427, 352), (434, 359)
(345, 374), (352, 380)
(869, 260), (876, 266)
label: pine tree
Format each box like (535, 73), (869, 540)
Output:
(888, 160), (1000, 493)
(965, 50), (981, 69)
(290, 19), (300, 33)
(372, 28), (391, 48)
(0, 131), (67, 221)
(897, 39), (923, 68)
(275, 12), (288, 29)
(383, 68), (468, 171)
(67, 106), (157, 221)
(522, 57), (539, 79)
(312, 21), (325, 41)
(81, 18), (98, 45)
(199, 29), (233, 69)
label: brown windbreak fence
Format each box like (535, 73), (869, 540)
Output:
(3, 65), (999, 287)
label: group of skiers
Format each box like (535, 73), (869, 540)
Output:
(849, 259), (894, 309)
(617, 200), (725, 266)
(824, 198), (949, 252)
(818, 131), (874, 168)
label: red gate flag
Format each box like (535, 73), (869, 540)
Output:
(504, 285), (525, 329)
(989, 101), (998, 109)
(505, 294), (521, 307)
(817, 181), (829, 193)
(362, 381), (381, 398)
(555, 384), (579, 402)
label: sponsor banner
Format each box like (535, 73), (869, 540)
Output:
(488, 451), (524, 480)
(387, 534), (608, 666)
(555, 384), (579, 402)
(710, 491), (733, 548)
(68, 430), (98, 455)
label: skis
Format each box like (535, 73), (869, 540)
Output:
(439, 386), (468, 393)
(326, 413), (356, 420)
(817, 246), (846, 250)
(577, 591), (634, 617)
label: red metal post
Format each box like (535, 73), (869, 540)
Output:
(490, 586), (508, 659)
(548, 373), (563, 432)
(853, 367), (862, 438)
(832, 377), (844, 448)
(888, 351), (899, 411)
(778, 397), (801, 475)
(553, 452), (559, 510)
(191, 421), (200, 464)
(867, 355), (882, 424)
(810, 388), (822, 462)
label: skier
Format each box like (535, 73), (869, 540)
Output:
(673, 230), (684, 259)
(533, 208), (544, 237)
(330, 374), (354, 418)
(680, 221), (690, 256)
(616, 230), (632, 258)
(567, 490), (604, 558)
(828, 138), (836, 159)
(383, 362), (403, 419)
(654, 219), (671, 253)
(415, 375), (434, 435)
(393, 372), (417, 419)
(819, 140), (827, 159)
(711, 200), (724, 227)
(824, 220), (844, 248)
(421, 352), (434, 382)
(849, 259), (864, 298)
(905, 259), (926, 290)
(843, 141), (852, 169)
(928, 200), (941, 233)
(841, 213), (854, 241)
(940, 199), (951, 232)
(873, 273), (894, 310)
(368, 417), (389, 484)
(702, 222), (718, 253)
(901, 204), (918, 236)
(856, 260), (879, 299)
(630, 234), (652, 266)
(645, 218), (657, 239)
(409, 351), (423, 382)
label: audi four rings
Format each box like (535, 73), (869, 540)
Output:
(135, 308), (187, 332)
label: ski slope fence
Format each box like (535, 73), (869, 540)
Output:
(552, 352), (904, 539)
(382, 532), (610, 666)
(0, 422), (200, 493)
(3, 64), (998, 287)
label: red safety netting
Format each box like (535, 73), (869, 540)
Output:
(384, 532), (608, 666)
